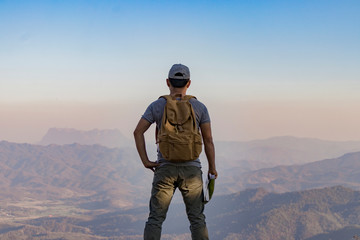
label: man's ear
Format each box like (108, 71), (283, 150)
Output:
(166, 78), (171, 87)
(186, 80), (191, 88)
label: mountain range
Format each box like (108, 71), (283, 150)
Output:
(3, 130), (360, 204)
(2, 139), (360, 207)
(2, 129), (360, 239)
(38, 128), (360, 170)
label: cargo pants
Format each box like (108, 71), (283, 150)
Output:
(144, 165), (209, 240)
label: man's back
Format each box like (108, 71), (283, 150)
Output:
(142, 96), (210, 167)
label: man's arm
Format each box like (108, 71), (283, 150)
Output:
(200, 122), (218, 178)
(134, 118), (160, 172)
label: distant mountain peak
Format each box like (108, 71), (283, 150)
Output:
(249, 187), (268, 202)
(39, 128), (131, 148)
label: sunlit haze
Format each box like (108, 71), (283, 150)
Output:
(1, 0), (359, 143)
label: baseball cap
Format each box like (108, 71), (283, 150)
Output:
(168, 64), (190, 80)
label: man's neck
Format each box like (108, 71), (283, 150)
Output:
(169, 89), (187, 97)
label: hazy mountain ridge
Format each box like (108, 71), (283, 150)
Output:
(233, 151), (360, 193)
(217, 136), (360, 170)
(213, 136), (360, 195)
(1, 186), (359, 240)
(39, 128), (132, 148)
(38, 128), (360, 170)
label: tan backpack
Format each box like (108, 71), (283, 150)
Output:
(157, 95), (203, 162)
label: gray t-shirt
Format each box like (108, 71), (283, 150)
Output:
(142, 96), (210, 167)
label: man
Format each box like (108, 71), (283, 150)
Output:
(134, 64), (217, 240)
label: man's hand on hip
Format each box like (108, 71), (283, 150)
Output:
(143, 160), (160, 172)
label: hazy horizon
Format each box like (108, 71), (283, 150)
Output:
(1, 1), (359, 143)
(1, 99), (360, 144)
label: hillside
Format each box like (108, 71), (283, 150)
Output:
(0, 141), (152, 209)
(1, 186), (359, 240)
(206, 186), (360, 239)
(232, 151), (360, 193)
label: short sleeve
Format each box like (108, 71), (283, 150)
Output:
(141, 98), (167, 126)
(200, 105), (211, 125)
(142, 104), (155, 124)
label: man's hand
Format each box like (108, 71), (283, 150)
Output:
(143, 160), (160, 172)
(208, 168), (218, 179)
(134, 118), (160, 172)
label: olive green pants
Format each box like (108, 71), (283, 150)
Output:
(144, 165), (209, 240)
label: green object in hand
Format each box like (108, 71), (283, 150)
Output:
(204, 173), (215, 204)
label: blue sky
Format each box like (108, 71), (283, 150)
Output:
(1, 0), (360, 142)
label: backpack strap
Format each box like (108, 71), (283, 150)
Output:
(183, 95), (197, 101)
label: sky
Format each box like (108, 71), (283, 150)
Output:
(1, 0), (360, 143)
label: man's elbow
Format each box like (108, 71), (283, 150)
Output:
(133, 128), (142, 138)
(203, 136), (214, 147)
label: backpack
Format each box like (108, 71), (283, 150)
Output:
(157, 95), (203, 162)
